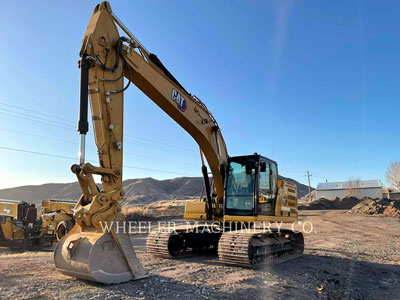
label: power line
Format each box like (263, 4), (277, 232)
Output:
(0, 146), (198, 177)
(0, 107), (199, 156)
(0, 127), (201, 166)
(0, 102), (75, 124)
(0, 127), (77, 145)
(124, 139), (198, 157)
(0, 110), (198, 157)
(0, 146), (77, 160)
(0, 111), (73, 130)
(125, 134), (197, 153)
(0, 125), (316, 177)
(0, 102), (196, 153)
(123, 165), (196, 176)
(0, 104), (317, 179)
(0, 107), (74, 128)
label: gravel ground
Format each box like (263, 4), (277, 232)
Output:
(0, 210), (399, 299)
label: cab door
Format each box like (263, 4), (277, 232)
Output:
(257, 160), (278, 215)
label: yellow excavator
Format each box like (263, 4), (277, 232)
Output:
(54, 2), (303, 284)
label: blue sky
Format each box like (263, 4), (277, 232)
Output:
(0, 0), (399, 189)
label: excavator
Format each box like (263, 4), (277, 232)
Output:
(54, 2), (303, 284)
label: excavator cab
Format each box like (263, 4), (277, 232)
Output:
(184, 152), (297, 222)
(225, 154), (278, 217)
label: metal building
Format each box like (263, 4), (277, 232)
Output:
(316, 180), (382, 199)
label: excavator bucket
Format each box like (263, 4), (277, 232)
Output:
(54, 223), (148, 284)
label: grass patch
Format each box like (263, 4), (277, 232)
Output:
(124, 206), (155, 221)
(123, 199), (193, 221)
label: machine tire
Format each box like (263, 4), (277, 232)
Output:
(56, 220), (75, 241)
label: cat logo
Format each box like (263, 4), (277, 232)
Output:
(171, 89), (187, 112)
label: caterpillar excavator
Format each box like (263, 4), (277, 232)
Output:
(54, 1), (303, 284)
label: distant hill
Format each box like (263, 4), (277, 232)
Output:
(279, 175), (314, 199)
(0, 176), (312, 207)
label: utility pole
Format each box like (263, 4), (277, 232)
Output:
(306, 171), (312, 202)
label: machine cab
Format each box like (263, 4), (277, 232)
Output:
(225, 154), (278, 216)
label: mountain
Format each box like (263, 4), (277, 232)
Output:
(0, 176), (312, 207)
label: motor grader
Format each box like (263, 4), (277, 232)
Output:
(54, 1), (303, 284)
(0, 199), (53, 250)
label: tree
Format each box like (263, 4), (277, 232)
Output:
(386, 161), (400, 191)
(345, 178), (361, 198)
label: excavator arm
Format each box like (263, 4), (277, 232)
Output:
(75, 1), (227, 225)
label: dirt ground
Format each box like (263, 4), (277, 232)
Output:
(0, 210), (399, 300)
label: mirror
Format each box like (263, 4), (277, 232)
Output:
(260, 162), (267, 172)
(245, 164), (252, 175)
(245, 161), (256, 174)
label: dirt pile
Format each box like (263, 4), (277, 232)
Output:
(300, 197), (400, 217)
(350, 198), (400, 217)
(299, 197), (361, 210)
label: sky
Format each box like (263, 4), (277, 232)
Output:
(0, 0), (399, 190)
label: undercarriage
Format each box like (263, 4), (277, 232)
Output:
(147, 223), (304, 267)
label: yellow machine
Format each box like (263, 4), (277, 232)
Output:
(54, 2), (303, 284)
(0, 199), (53, 250)
(40, 199), (76, 241)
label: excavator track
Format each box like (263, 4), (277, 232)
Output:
(147, 224), (221, 258)
(146, 230), (173, 258)
(218, 229), (304, 267)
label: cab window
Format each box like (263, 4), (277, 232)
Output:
(270, 163), (278, 194)
(259, 163), (270, 195)
(225, 161), (255, 215)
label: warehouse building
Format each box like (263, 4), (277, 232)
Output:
(316, 180), (382, 199)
